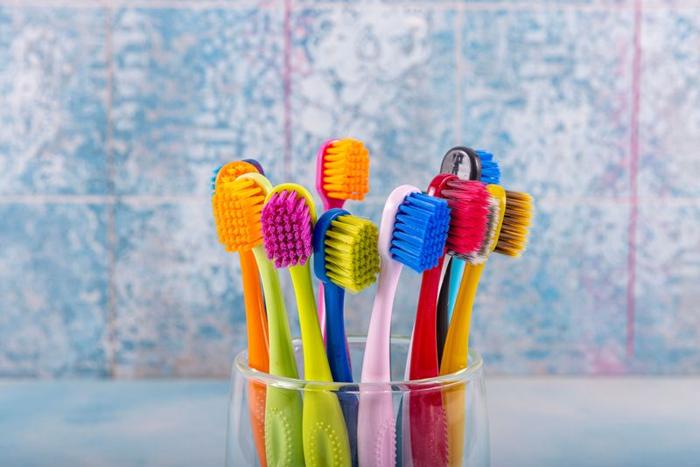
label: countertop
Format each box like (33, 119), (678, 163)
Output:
(1, 377), (698, 466)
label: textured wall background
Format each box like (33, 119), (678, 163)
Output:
(0, 0), (698, 378)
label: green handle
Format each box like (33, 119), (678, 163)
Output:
(289, 263), (333, 382)
(253, 246), (304, 465)
(303, 388), (352, 467)
(253, 247), (297, 378)
(265, 385), (304, 466)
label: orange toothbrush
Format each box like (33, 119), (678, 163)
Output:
(212, 160), (269, 466)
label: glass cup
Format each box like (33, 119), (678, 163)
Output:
(227, 336), (490, 466)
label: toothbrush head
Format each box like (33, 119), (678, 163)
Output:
(316, 138), (370, 202)
(261, 184), (318, 268)
(494, 189), (533, 257)
(439, 146), (480, 181)
(211, 160), (261, 194)
(476, 150), (500, 185)
(432, 175), (491, 260)
(242, 158), (265, 176)
(212, 172), (273, 252)
(390, 191), (451, 273)
(313, 209), (380, 293)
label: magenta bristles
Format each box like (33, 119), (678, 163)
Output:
(261, 190), (313, 268)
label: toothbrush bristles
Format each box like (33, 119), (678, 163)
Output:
(322, 138), (370, 201)
(325, 215), (380, 293)
(261, 190), (314, 268)
(476, 150), (501, 185)
(439, 179), (491, 260)
(495, 190), (533, 257)
(390, 192), (450, 273)
(212, 177), (266, 252)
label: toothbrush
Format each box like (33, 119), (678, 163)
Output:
(313, 209), (379, 467)
(316, 138), (371, 339)
(313, 209), (379, 381)
(261, 184), (352, 467)
(445, 150), (501, 318)
(211, 160), (269, 466)
(359, 185), (451, 467)
(218, 173), (304, 466)
(407, 175), (491, 467)
(441, 186), (532, 465)
(438, 149), (501, 360)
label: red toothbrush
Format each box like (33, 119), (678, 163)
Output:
(408, 174), (491, 466)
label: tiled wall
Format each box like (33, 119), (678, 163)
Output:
(1, 0), (698, 378)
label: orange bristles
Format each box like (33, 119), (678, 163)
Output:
(212, 177), (267, 252)
(321, 138), (370, 201)
(494, 190), (533, 257)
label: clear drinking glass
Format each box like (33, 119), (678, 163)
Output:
(227, 336), (490, 466)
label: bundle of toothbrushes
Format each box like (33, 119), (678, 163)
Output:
(212, 140), (532, 467)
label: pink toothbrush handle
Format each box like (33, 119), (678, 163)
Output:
(359, 184), (418, 467)
(359, 263), (402, 467)
(358, 386), (396, 467)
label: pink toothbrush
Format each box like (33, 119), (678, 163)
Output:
(359, 185), (451, 467)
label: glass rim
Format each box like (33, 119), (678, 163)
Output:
(233, 335), (484, 390)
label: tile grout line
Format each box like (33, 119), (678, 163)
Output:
(626, 0), (642, 361)
(454, 3), (463, 143)
(105, 6), (118, 379)
(283, 0), (293, 180)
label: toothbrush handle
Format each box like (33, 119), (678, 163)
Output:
(252, 248), (297, 377)
(408, 257), (449, 466)
(238, 251), (269, 467)
(440, 263), (484, 375)
(361, 262), (401, 382)
(318, 282), (326, 342)
(436, 259), (453, 366)
(440, 263), (485, 467)
(409, 257), (443, 379)
(359, 262), (401, 467)
(239, 251), (269, 372)
(252, 248), (303, 466)
(409, 385), (449, 467)
(324, 282), (352, 383)
(289, 264), (333, 382)
(448, 257), (466, 319)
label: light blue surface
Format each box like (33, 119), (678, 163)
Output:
(0, 2), (699, 377)
(1, 378), (699, 466)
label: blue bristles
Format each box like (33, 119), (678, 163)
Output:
(210, 165), (222, 194)
(476, 150), (501, 185)
(389, 192), (451, 273)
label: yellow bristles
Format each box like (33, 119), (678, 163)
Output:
(494, 190), (533, 257)
(324, 215), (380, 293)
(212, 177), (266, 252)
(322, 138), (370, 201)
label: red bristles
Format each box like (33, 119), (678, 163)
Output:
(439, 179), (491, 259)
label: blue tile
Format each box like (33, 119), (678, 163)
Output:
(639, 8), (700, 198)
(113, 200), (248, 377)
(459, 9), (633, 199)
(0, 8), (109, 195)
(0, 203), (110, 377)
(111, 7), (285, 196)
(290, 7), (457, 201)
(633, 202), (700, 374)
(471, 201), (629, 374)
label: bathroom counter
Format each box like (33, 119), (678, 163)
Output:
(1, 377), (698, 466)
